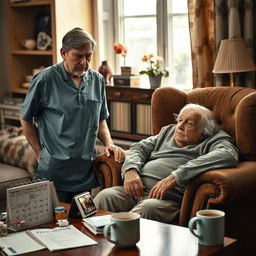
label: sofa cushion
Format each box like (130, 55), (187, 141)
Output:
(0, 163), (31, 211)
(0, 163), (31, 188)
(0, 127), (37, 178)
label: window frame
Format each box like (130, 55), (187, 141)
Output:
(94, 0), (191, 90)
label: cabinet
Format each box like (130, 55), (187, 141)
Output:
(7, 0), (93, 95)
(106, 86), (154, 141)
(0, 86), (154, 141)
(0, 102), (21, 129)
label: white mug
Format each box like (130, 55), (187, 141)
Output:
(103, 212), (140, 248)
(188, 209), (225, 246)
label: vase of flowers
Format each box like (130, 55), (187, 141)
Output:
(148, 75), (163, 88)
(114, 41), (128, 74)
(139, 54), (169, 88)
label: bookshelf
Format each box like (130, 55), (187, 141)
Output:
(7, 0), (93, 95)
(106, 86), (154, 141)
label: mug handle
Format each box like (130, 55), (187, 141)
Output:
(188, 217), (201, 238)
(103, 223), (116, 244)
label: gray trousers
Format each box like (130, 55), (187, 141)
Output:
(94, 186), (181, 224)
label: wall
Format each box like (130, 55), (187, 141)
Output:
(55, 0), (95, 68)
(0, 0), (10, 100)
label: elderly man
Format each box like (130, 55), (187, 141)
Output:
(20, 28), (125, 203)
(94, 104), (239, 223)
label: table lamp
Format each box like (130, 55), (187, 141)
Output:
(212, 38), (256, 87)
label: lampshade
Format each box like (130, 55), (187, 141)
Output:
(212, 38), (256, 74)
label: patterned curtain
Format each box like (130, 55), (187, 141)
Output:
(188, 0), (256, 88)
(215, 0), (256, 88)
(188, 0), (215, 88)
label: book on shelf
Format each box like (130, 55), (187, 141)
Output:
(82, 214), (111, 235)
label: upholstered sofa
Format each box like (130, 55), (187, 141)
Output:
(0, 127), (37, 211)
(93, 86), (256, 255)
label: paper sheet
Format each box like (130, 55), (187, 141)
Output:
(0, 231), (45, 256)
(28, 225), (97, 251)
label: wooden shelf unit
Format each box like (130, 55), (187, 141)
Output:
(7, 0), (54, 94)
(106, 86), (155, 141)
(7, 0), (93, 95)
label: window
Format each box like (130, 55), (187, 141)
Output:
(168, 1), (192, 90)
(94, 0), (192, 91)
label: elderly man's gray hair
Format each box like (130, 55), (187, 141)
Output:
(62, 27), (96, 51)
(176, 103), (219, 136)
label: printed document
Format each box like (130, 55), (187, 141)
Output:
(0, 231), (45, 256)
(27, 224), (97, 251)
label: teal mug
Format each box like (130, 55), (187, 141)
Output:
(103, 212), (140, 248)
(188, 209), (225, 246)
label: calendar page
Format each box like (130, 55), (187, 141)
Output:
(6, 180), (56, 231)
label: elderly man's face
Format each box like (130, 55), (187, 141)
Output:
(61, 43), (93, 77)
(174, 108), (203, 147)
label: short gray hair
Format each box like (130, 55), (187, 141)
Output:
(62, 27), (96, 51)
(176, 103), (219, 136)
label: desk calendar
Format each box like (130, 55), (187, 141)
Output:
(6, 180), (59, 231)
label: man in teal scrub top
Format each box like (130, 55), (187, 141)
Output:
(20, 28), (125, 203)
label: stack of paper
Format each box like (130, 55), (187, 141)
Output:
(83, 214), (111, 235)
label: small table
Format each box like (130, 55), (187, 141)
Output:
(14, 209), (237, 256)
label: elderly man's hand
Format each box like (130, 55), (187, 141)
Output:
(124, 169), (145, 199)
(104, 145), (126, 163)
(148, 174), (177, 200)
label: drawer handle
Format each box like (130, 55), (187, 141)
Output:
(114, 92), (122, 97)
(142, 94), (150, 99)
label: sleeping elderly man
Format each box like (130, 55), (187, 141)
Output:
(94, 103), (239, 223)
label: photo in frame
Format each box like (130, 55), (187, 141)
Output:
(68, 192), (97, 219)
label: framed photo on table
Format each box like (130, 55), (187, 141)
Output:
(68, 192), (97, 218)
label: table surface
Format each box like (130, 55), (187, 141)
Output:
(5, 208), (237, 256)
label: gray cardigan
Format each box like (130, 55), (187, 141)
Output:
(121, 124), (239, 201)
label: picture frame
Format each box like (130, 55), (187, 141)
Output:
(68, 192), (97, 219)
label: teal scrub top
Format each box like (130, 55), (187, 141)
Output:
(20, 62), (109, 192)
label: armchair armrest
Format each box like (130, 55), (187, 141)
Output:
(93, 153), (123, 188)
(179, 161), (256, 226)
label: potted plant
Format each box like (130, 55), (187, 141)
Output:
(113, 41), (129, 75)
(139, 54), (169, 88)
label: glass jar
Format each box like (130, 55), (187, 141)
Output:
(54, 206), (66, 221)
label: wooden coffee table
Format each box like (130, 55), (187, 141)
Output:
(8, 208), (237, 256)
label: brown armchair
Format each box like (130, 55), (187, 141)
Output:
(93, 86), (256, 254)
